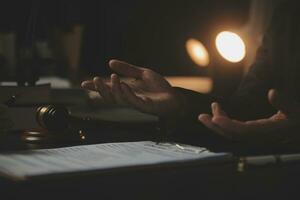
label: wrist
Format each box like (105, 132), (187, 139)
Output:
(169, 87), (188, 119)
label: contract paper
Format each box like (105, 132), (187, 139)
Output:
(0, 141), (229, 180)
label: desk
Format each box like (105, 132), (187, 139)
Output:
(1, 86), (300, 199)
(1, 155), (300, 200)
(0, 120), (238, 200)
(165, 76), (212, 93)
(0, 159), (236, 200)
(1, 128), (300, 200)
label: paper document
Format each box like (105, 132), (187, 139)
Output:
(0, 141), (229, 180)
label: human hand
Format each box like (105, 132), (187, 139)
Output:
(198, 89), (300, 144)
(81, 60), (184, 116)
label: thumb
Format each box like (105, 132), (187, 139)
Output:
(211, 102), (228, 117)
(109, 59), (144, 79)
(268, 89), (300, 117)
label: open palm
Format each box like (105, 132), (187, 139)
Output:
(81, 60), (183, 116)
(199, 89), (300, 146)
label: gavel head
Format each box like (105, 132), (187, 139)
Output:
(36, 105), (70, 131)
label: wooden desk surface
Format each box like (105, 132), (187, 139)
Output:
(1, 86), (300, 199)
(165, 76), (212, 93)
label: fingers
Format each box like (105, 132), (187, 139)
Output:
(120, 82), (151, 113)
(82, 75), (140, 107)
(109, 59), (144, 79)
(268, 89), (282, 111)
(198, 114), (226, 136)
(111, 74), (127, 105)
(81, 80), (96, 91)
(81, 79), (112, 91)
(82, 76), (125, 105)
(244, 117), (289, 133)
(212, 116), (246, 135)
(199, 102), (248, 139)
(93, 77), (115, 103)
(211, 102), (227, 117)
(199, 100), (293, 142)
(268, 89), (300, 117)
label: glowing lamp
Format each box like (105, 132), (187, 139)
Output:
(186, 38), (210, 67)
(215, 31), (246, 63)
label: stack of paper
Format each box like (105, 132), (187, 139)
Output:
(0, 141), (230, 180)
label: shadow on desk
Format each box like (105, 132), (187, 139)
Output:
(1, 161), (235, 200)
(1, 160), (300, 200)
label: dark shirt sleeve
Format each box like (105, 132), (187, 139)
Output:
(173, 87), (219, 122)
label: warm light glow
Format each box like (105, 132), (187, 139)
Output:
(215, 31), (246, 63)
(186, 38), (210, 67)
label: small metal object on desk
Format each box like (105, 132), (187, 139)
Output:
(79, 130), (87, 140)
(22, 131), (50, 144)
(3, 95), (18, 106)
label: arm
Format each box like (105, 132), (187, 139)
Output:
(198, 2), (300, 149)
(226, 3), (287, 120)
(173, 87), (220, 122)
(173, 27), (278, 122)
(171, 4), (285, 122)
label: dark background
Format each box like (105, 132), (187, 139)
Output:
(81, 0), (250, 75)
(0, 0), (250, 76)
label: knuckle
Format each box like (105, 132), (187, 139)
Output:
(142, 69), (153, 75)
